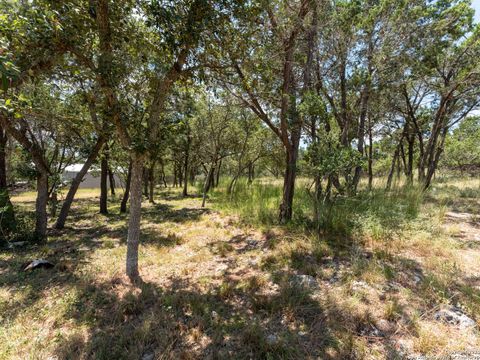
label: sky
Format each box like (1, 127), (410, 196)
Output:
(474, 0), (480, 23)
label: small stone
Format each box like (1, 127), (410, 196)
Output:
(215, 264), (228, 273)
(434, 306), (476, 328)
(376, 319), (394, 333)
(351, 280), (369, 291)
(407, 355), (427, 360)
(247, 258), (258, 267)
(211, 310), (219, 320)
(141, 351), (154, 360)
(290, 274), (318, 289)
(265, 334), (278, 345)
(23, 259), (54, 271)
(8, 241), (28, 249)
(395, 338), (414, 356)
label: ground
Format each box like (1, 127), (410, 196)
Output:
(0, 178), (479, 359)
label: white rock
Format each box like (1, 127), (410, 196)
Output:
(265, 334), (278, 345)
(434, 307), (476, 328)
(351, 280), (369, 291)
(23, 259), (54, 271)
(290, 274), (318, 289)
(142, 352), (154, 360)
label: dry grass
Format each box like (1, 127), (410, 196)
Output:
(1, 177), (479, 359)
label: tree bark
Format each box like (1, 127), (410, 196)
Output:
(100, 153), (108, 214)
(423, 127), (448, 189)
(160, 159), (167, 187)
(215, 159), (222, 187)
(367, 117), (373, 190)
(108, 166), (115, 196)
(120, 160), (132, 214)
(247, 162), (254, 184)
(386, 145), (400, 191)
(55, 135), (106, 229)
(406, 135), (414, 185)
(279, 146), (298, 223)
(35, 170), (49, 241)
(0, 126), (15, 240)
(0, 128), (7, 190)
(126, 154), (144, 281)
(182, 141), (190, 197)
(120, 161), (132, 213)
(202, 165), (214, 208)
(148, 162), (155, 203)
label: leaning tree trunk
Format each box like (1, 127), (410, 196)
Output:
(386, 145), (400, 191)
(423, 128), (448, 190)
(55, 136), (106, 229)
(126, 154), (144, 281)
(120, 161), (132, 213)
(100, 154), (108, 214)
(279, 146), (298, 224)
(202, 165), (215, 208)
(35, 170), (49, 241)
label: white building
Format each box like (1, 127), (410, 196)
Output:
(63, 164), (123, 189)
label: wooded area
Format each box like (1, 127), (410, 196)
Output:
(0, 0), (479, 359)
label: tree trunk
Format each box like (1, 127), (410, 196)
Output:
(143, 167), (149, 195)
(352, 90), (369, 191)
(182, 147), (189, 197)
(202, 165), (214, 208)
(148, 162), (155, 203)
(55, 135), (106, 229)
(279, 147), (298, 223)
(126, 154), (144, 281)
(0, 127), (15, 240)
(173, 164), (178, 188)
(367, 118), (373, 190)
(247, 162), (254, 184)
(0, 129), (7, 190)
(386, 145), (400, 191)
(161, 162), (167, 187)
(423, 128), (448, 189)
(215, 159), (222, 187)
(406, 136), (414, 185)
(120, 161), (132, 213)
(204, 165), (215, 194)
(35, 170), (49, 241)
(100, 154), (108, 214)
(108, 166), (115, 196)
(227, 175), (238, 195)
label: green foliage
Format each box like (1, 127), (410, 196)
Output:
(442, 116), (480, 174)
(0, 190), (15, 244)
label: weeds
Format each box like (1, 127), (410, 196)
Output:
(1, 177), (479, 359)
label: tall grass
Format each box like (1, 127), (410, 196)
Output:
(211, 178), (282, 224)
(211, 177), (425, 245)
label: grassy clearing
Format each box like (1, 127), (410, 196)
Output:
(1, 177), (479, 359)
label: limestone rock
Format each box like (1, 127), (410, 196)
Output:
(290, 274), (318, 290)
(23, 259), (54, 271)
(434, 306), (476, 328)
